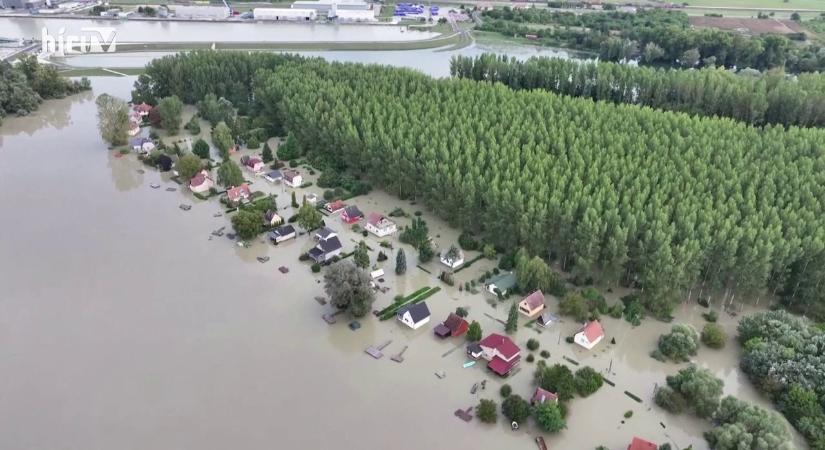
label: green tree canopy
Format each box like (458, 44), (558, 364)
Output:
(217, 159), (244, 187)
(156, 95), (183, 134)
(324, 261), (375, 318)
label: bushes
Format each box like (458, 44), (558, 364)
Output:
(657, 324), (699, 362)
(654, 365), (723, 419)
(499, 384), (512, 398)
(540, 350), (550, 358)
(574, 366), (604, 397)
(501, 395), (531, 424)
(703, 310), (718, 322)
(526, 338), (540, 351)
(476, 399), (497, 423)
(458, 231), (480, 251)
(526, 354), (535, 363)
(534, 363), (576, 401)
(533, 401), (566, 433)
(311, 263), (321, 273)
(701, 323), (727, 349)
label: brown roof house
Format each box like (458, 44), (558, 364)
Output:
(433, 313), (469, 338)
(518, 289), (545, 318)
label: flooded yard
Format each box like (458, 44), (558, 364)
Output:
(0, 76), (806, 450)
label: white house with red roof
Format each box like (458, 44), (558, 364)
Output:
(282, 169), (302, 188)
(189, 170), (214, 194)
(365, 213), (397, 237)
(574, 320), (605, 350)
(241, 156), (265, 174)
(226, 183), (252, 204)
(627, 437), (657, 450)
(518, 289), (545, 318)
(477, 333), (520, 377)
(323, 200), (345, 214)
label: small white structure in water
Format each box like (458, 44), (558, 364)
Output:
(397, 302), (430, 329)
(574, 320), (605, 350)
(254, 7), (317, 20)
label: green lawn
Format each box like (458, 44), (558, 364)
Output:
(685, 7), (822, 18)
(678, 0), (825, 10)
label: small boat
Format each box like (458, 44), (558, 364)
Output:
(166, 187), (177, 192)
(434, 371), (446, 379)
(278, 266), (289, 274)
(470, 382), (479, 394)
(462, 361), (476, 368)
(213, 212), (223, 217)
(179, 204), (191, 211)
(314, 296), (327, 305)
(511, 421), (519, 431)
(150, 183), (160, 189)
(226, 233), (236, 240)
(256, 256), (269, 263)
(535, 436), (547, 450)
(349, 321), (362, 331)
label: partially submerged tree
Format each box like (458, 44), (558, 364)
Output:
(505, 300), (518, 334)
(324, 260), (375, 318)
(231, 210), (262, 241)
(657, 324), (699, 362)
(297, 202), (323, 232)
(476, 399), (497, 424)
(395, 248), (407, 275)
(185, 115), (201, 134)
(176, 153), (202, 181)
(534, 362), (576, 401)
(467, 320), (482, 342)
(262, 142), (273, 163)
(192, 138), (210, 159)
(701, 323), (727, 349)
(655, 365), (723, 419)
(156, 95), (183, 134)
(501, 394), (531, 424)
(217, 159), (244, 187)
(533, 401), (566, 433)
(705, 396), (793, 450)
(353, 240), (370, 269)
(95, 94), (130, 146)
(212, 121), (233, 159)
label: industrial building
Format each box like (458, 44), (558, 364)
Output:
(291, 0), (368, 14)
(334, 8), (375, 21)
(174, 5), (230, 19)
(0, 0), (45, 9)
(254, 7), (316, 21)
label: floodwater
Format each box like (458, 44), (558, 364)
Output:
(0, 17), (437, 43)
(60, 42), (583, 78)
(0, 76), (808, 450)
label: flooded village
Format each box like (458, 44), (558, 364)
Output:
(0, 70), (812, 450)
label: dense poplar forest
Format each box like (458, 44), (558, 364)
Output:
(0, 56), (90, 124)
(450, 54), (825, 128)
(478, 8), (825, 73)
(134, 52), (825, 319)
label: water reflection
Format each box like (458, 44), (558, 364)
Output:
(0, 90), (92, 137)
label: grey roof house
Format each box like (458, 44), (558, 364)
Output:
(308, 236), (343, 263)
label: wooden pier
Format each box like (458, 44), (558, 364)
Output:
(454, 406), (473, 422)
(391, 345), (408, 363)
(365, 340), (392, 359)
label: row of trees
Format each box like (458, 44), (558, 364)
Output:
(1, 56), (90, 123)
(133, 52), (825, 318)
(738, 311), (825, 448)
(655, 365), (794, 449)
(477, 9), (824, 73)
(449, 54), (825, 128)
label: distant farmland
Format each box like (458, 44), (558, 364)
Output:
(688, 16), (806, 34)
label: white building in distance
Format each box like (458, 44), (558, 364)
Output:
(174, 5), (230, 19)
(291, 0), (368, 14)
(254, 7), (317, 21)
(334, 8), (375, 21)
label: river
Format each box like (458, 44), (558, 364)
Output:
(0, 56), (808, 450)
(0, 16), (438, 42)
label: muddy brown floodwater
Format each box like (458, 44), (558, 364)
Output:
(0, 76), (807, 450)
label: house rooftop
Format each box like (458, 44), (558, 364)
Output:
(367, 212), (387, 226)
(627, 437), (658, 450)
(532, 387), (558, 404)
(344, 205), (363, 217)
(316, 226), (336, 239)
(487, 272), (517, 290)
(479, 333), (519, 359)
(266, 170), (282, 179)
(521, 290), (545, 310)
(318, 236), (342, 253)
(398, 302), (430, 323)
(272, 224), (295, 236)
(580, 320), (605, 342)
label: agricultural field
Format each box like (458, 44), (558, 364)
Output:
(679, 0), (825, 10)
(688, 15), (806, 33)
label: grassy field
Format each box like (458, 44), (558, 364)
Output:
(679, 0), (825, 10)
(684, 8), (821, 18)
(59, 67), (146, 77)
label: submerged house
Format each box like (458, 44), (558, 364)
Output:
(268, 224), (296, 243)
(133, 102), (153, 117)
(397, 302), (431, 329)
(308, 236), (343, 263)
(130, 137), (155, 153)
(314, 226), (337, 241)
(324, 200), (345, 214)
(627, 437), (658, 450)
(440, 246), (465, 269)
(341, 205), (364, 224)
(477, 333), (521, 377)
(574, 320), (605, 350)
(264, 170), (282, 183)
(282, 169), (302, 188)
(518, 290), (546, 318)
(485, 272), (516, 296)
(241, 155), (265, 174)
(263, 210), (283, 227)
(537, 312), (559, 328)
(189, 170), (214, 194)
(365, 213), (397, 237)
(531, 387), (559, 405)
(226, 183), (252, 204)
(156, 154), (173, 172)
(433, 312), (469, 338)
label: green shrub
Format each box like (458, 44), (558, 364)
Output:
(623, 410), (633, 418)
(526, 354), (535, 362)
(311, 263), (321, 273)
(500, 384), (512, 398)
(526, 338), (540, 351)
(703, 310), (718, 322)
(701, 323), (727, 349)
(540, 350), (550, 358)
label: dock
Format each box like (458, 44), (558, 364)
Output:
(390, 345), (408, 363)
(535, 437), (548, 450)
(365, 340), (392, 359)
(454, 406), (473, 422)
(322, 310), (342, 324)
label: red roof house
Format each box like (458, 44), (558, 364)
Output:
(341, 205), (364, 225)
(324, 200), (345, 214)
(133, 102), (153, 116)
(574, 320), (605, 350)
(226, 183), (252, 204)
(518, 289), (546, 318)
(433, 313), (469, 338)
(478, 333), (520, 376)
(531, 387), (559, 405)
(627, 437), (657, 450)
